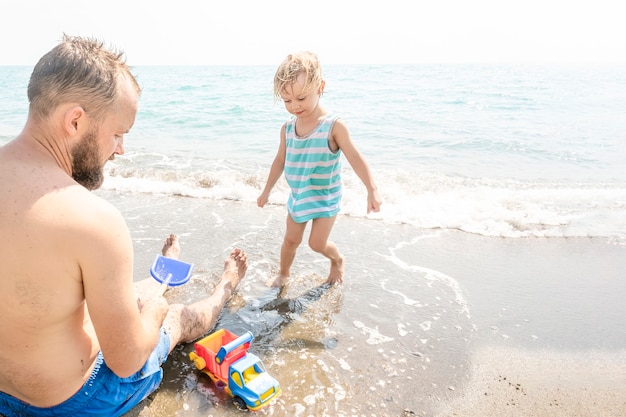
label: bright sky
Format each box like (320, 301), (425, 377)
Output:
(2, 0), (624, 66)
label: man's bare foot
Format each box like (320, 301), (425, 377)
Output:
(266, 274), (289, 288)
(222, 248), (248, 288)
(162, 234), (181, 259)
(325, 255), (344, 285)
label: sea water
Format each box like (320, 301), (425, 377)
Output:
(1, 64), (625, 416)
(1, 64), (624, 240)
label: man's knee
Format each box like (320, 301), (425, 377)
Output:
(165, 303), (217, 345)
(162, 303), (188, 347)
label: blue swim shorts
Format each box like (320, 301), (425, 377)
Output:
(0, 328), (170, 417)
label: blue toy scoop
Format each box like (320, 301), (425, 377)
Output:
(150, 255), (194, 294)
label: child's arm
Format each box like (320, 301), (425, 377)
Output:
(257, 124), (287, 208)
(331, 120), (382, 214)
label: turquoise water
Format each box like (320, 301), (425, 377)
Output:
(1, 64), (625, 240)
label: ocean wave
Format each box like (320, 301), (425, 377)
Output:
(102, 160), (626, 240)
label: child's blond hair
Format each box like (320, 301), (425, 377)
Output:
(273, 51), (323, 101)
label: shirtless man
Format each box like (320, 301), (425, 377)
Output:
(0, 35), (247, 416)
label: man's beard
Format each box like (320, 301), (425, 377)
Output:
(71, 128), (105, 191)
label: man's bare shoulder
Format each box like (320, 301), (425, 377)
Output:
(58, 185), (122, 220)
(33, 183), (124, 235)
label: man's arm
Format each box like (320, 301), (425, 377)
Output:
(74, 196), (168, 377)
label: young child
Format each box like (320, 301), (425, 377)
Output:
(257, 51), (382, 287)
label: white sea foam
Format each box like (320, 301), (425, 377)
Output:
(353, 320), (394, 344)
(102, 161), (626, 240)
(380, 234), (471, 318)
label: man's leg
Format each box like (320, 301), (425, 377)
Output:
(162, 245), (247, 351)
(133, 234), (181, 302)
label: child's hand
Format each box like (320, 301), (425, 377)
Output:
(257, 193), (269, 208)
(367, 190), (382, 214)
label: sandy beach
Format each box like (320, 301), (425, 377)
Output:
(411, 225), (626, 417)
(92, 191), (626, 417)
(436, 347), (626, 417)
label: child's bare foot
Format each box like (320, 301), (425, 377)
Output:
(222, 248), (248, 288)
(162, 234), (181, 259)
(266, 274), (289, 288)
(325, 255), (344, 285)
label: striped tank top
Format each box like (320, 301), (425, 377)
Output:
(284, 114), (343, 223)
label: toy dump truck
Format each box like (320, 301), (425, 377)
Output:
(189, 329), (281, 411)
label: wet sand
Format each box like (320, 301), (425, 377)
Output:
(96, 191), (626, 417)
(436, 347), (626, 417)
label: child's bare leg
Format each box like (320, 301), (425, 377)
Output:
(267, 215), (306, 287)
(321, 240), (344, 284)
(309, 217), (344, 284)
(163, 248), (248, 350)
